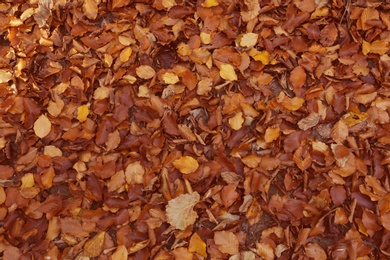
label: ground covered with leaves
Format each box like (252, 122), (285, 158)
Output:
(0, 0), (390, 259)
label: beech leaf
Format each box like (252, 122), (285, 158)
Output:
(214, 231), (239, 255)
(33, 114), (52, 138)
(166, 192), (200, 230)
(219, 64), (237, 81)
(172, 156), (199, 174)
(83, 231), (105, 257)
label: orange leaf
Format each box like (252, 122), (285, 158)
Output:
(228, 112), (244, 130)
(172, 156), (199, 174)
(264, 127), (280, 143)
(290, 66), (306, 88)
(189, 232), (207, 257)
(83, 0), (98, 20)
(111, 245), (128, 259)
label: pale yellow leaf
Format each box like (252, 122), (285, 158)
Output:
(162, 72), (180, 84)
(83, 231), (105, 257)
(137, 84), (150, 98)
(166, 192), (200, 230)
(219, 64), (237, 81)
(0, 70), (13, 83)
(200, 32), (211, 44)
(202, 0), (219, 8)
(162, 0), (176, 9)
(21, 173), (35, 189)
(229, 112), (244, 130)
(44, 146), (63, 157)
(93, 86), (112, 100)
(77, 104), (89, 122)
(34, 114), (52, 138)
(83, 0), (98, 20)
(111, 245), (128, 260)
(264, 127), (280, 143)
(136, 65), (156, 79)
(173, 156), (199, 174)
(119, 47), (132, 62)
(188, 232), (207, 257)
(214, 231), (239, 255)
(240, 33), (258, 48)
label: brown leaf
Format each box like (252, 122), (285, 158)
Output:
(166, 192), (200, 230)
(298, 112), (320, 130)
(214, 231), (239, 255)
(290, 66), (306, 89)
(331, 120), (348, 143)
(83, 231), (105, 257)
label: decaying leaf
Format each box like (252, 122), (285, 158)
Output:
(166, 192), (200, 230)
(172, 156), (199, 174)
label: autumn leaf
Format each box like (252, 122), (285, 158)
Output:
(228, 112), (244, 130)
(298, 112), (320, 130)
(119, 47), (132, 62)
(166, 192), (200, 230)
(240, 33), (258, 48)
(219, 64), (237, 81)
(290, 66), (306, 88)
(111, 245), (128, 260)
(162, 0), (176, 9)
(251, 50), (270, 65)
(172, 156), (199, 174)
(202, 0), (219, 8)
(264, 127), (280, 143)
(200, 32), (211, 44)
(162, 72), (180, 84)
(281, 96), (305, 111)
(0, 70), (13, 83)
(83, 231), (105, 257)
(77, 104), (89, 122)
(362, 40), (389, 55)
(214, 231), (239, 255)
(189, 232), (207, 257)
(331, 120), (348, 143)
(83, 0), (98, 20)
(34, 114), (52, 138)
(136, 65), (156, 79)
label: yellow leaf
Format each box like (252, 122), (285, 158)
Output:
(252, 50), (270, 65)
(83, 0), (98, 20)
(219, 64), (237, 81)
(166, 192), (200, 230)
(111, 245), (128, 260)
(340, 112), (368, 127)
(173, 156), (199, 174)
(369, 40), (389, 55)
(202, 0), (219, 8)
(240, 33), (258, 48)
(83, 231), (105, 257)
(21, 173), (35, 189)
(119, 47), (132, 62)
(33, 114), (52, 138)
(77, 104), (89, 122)
(162, 0), (176, 9)
(200, 32), (211, 44)
(264, 127), (280, 143)
(162, 72), (180, 84)
(228, 112), (244, 130)
(331, 120), (348, 144)
(136, 65), (156, 79)
(189, 232), (207, 257)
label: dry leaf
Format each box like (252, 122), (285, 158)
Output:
(83, 0), (98, 20)
(125, 161), (145, 184)
(136, 65), (156, 79)
(111, 245), (128, 260)
(0, 70), (13, 83)
(83, 231), (105, 257)
(251, 50), (270, 65)
(106, 130), (121, 151)
(219, 64), (237, 81)
(34, 114), (52, 138)
(214, 231), (239, 255)
(290, 66), (306, 88)
(264, 127), (280, 143)
(240, 33), (258, 48)
(202, 0), (219, 8)
(162, 0), (176, 9)
(77, 104), (89, 122)
(304, 243), (327, 260)
(44, 145), (63, 157)
(162, 72), (180, 84)
(256, 243), (274, 260)
(189, 232), (207, 257)
(331, 120), (348, 143)
(362, 40), (389, 55)
(172, 156), (199, 174)
(298, 112), (320, 130)
(119, 47), (132, 62)
(281, 96), (305, 111)
(21, 173), (35, 189)
(229, 112), (244, 130)
(166, 192), (200, 230)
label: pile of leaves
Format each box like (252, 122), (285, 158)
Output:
(0, 0), (390, 259)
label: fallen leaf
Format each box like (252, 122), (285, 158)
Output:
(298, 112), (320, 130)
(166, 192), (200, 230)
(33, 114), (52, 138)
(228, 112), (244, 130)
(304, 243), (327, 260)
(290, 66), (306, 88)
(202, 0), (219, 8)
(119, 47), (132, 62)
(214, 231), (239, 255)
(83, 231), (105, 257)
(264, 127), (280, 143)
(172, 156), (199, 174)
(189, 232), (207, 257)
(83, 0), (98, 20)
(331, 120), (348, 143)
(162, 72), (180, 84)
(240, 33), (258, 48)
(0, 70), (13, 83)
(77, 104), (89, 122)
(111, 245), (128, 260)
(136, 65), (156, 79)
(219, 64), (237, 81)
